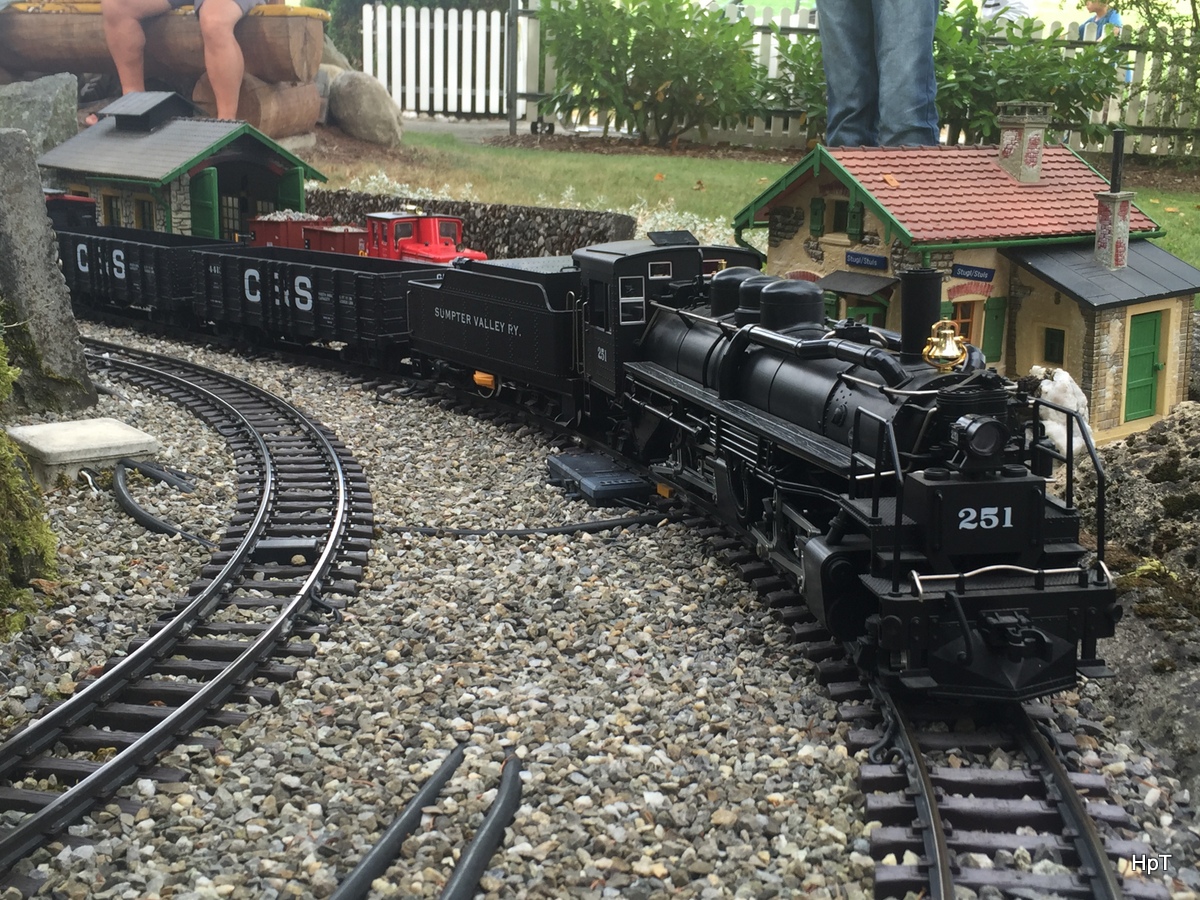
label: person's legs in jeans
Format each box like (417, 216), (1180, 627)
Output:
(873, 0), (940, 146)
(816, 0), (879, 147)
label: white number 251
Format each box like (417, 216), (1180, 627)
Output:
(958, 506), (1014, 530)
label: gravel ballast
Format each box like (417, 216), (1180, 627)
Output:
(2, 324), (1196, 899)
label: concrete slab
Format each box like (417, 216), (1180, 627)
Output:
(6, 417), (160, 489)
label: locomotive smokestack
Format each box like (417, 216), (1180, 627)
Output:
(900, 268), (944, 362)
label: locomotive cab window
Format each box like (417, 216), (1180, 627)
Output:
(394, 222), (414, 242)
(588, 279), (609, 329)
(648, 261), (672, 280)
(438, 220), (459, 241)
(619, 275), (646, 325)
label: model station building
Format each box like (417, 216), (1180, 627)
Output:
(734, 105), (1200, 442)
(37, 93), (324, 242)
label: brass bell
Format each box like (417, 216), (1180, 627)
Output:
(923, 319), (967, 371)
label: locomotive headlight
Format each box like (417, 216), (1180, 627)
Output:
(951, 413), (1009, 459)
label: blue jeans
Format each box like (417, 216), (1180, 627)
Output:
(815, 0), (940, 147)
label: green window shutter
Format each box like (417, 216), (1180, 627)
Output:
(940, 301), (954, 319)
(981, 296), (1007, 362)
(189, 167), (219, 238)
(278, 166), (306, 212)
(809, 197), (825, 236)
(847, 202), (864, 243)
(823, 291), (838, 319)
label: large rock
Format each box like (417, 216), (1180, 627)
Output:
(0, 73), (77, 155)
(0, 128), (96, 414)
(322, 34), (353, 71)
(328, 70), (403, 147)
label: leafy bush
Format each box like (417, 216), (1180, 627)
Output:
(539, 0), (765, 148)
(934, 1), (1125, 146)
(763, 28), (825, 146)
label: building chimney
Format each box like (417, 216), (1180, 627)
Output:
(996, 102), (1051, 183)
(1095, 129), (1134, 270)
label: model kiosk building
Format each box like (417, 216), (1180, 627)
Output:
(733, 105), (1200, 442)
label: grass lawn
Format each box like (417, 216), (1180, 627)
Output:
(307, 128), (1200, 267)
(308, 130), (794, 239)
(1136, 189), (1200, 269)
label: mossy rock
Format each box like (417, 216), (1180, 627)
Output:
(0, 332), (57, 632)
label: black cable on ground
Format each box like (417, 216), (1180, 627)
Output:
(112, 460), (218, 549)
(395, 509), (685, 539)
(117, 457), (197, 492)
(329, 745), (468, 900)
(438, 754), (524, 900)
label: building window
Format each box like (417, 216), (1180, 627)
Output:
(102, 194), (121, 226)
(219, 195), (240, 241)
(1044, 327), (1065, 364)
(950, 300), (977, 343)
(133, 197), (155, 230)
(832, 200), (849, 233)
(255, 199), (275, 216)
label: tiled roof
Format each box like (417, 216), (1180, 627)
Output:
(827, 144), (1158, 243)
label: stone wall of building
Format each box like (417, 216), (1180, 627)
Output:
(305, 189), (637, 259)
(171, 176), (192, 235)
(1086, 306), (1127, 434)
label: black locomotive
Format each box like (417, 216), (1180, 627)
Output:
(55, 224), (1118, 702)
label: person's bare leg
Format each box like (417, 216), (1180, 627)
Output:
(197, 0), (247, 119)
(100, 0), (174, 95)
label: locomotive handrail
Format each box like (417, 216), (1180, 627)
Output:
(837, 371), (939, 398)
(1028, 396), (1107, 563)
(849, 405), (907, 594)
(909, 562), (1110, 599)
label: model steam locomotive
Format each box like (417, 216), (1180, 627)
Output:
(54, 223), (1118, 702)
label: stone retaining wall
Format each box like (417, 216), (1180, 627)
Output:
(304, 189), (637, 259)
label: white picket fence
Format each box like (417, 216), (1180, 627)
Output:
(361, 4), (521, 117)
(361, 4), (1200, 156)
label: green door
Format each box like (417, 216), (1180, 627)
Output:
(1125, 310), (1162, 421)
(981, 296), (1007, 363)
(189, 167), (219, 238)
(278, 166), (306, 213)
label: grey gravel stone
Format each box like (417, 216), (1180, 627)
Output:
(3, 322), (1194, 900)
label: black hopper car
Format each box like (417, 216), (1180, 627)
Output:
(55, 224), (1118, 702)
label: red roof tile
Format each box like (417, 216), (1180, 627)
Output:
(822, 145), (1157, 244)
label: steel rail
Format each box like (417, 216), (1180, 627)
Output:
(1013, 706), (1125, 900)
(871, 683), (955, 900)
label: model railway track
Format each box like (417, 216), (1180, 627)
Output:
(0, 340), (372, 892)
(845, 690), (1170, 899)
